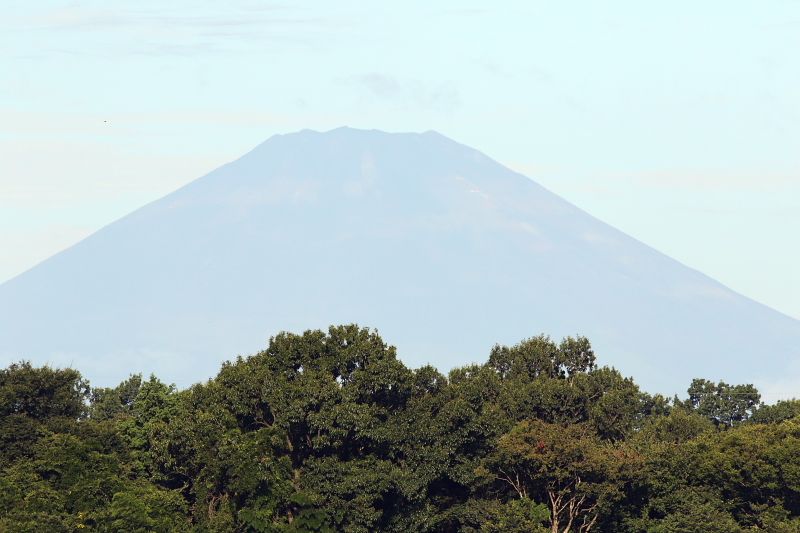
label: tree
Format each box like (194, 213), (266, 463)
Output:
(104, 483), (188, 532)
(684, 379), (761, 427)
(488, 335), (595, 383)
(2, 328), (800, 531)
(151, 325), (416, 531)
(89, 374), (143, 421)
(634, 407), (715, 445)
(480, 497), (550, 532)
(750, 399), (800, 425)
(0, 361), (89, 421)
(483, 420), (640, 532)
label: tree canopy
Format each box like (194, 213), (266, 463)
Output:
(1, 325), (798, 531)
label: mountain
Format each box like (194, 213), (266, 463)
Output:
(1, 127), (798, 394)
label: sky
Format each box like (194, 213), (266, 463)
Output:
(2, 0), (799, 320)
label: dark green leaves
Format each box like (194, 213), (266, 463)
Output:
(1, 327), (797, 531)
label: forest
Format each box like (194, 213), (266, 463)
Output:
(2, 324), (799, 532)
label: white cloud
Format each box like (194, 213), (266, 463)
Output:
(8, 2), (350, 57)
(348, 72), (461, 114)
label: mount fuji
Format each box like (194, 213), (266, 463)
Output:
(2, 127), (798, 394)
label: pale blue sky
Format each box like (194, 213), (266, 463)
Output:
(2, 1), (799, 319)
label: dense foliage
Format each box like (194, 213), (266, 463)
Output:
(2, 325), (799, 532)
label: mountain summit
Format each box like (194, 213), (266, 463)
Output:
(2, 127), (798, 393)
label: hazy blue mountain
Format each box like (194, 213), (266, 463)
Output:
(1, 127), (798, 394)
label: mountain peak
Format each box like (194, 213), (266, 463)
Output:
(1, 129), (798, 394)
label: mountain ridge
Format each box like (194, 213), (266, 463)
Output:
(2, 127), (798, 394)
(5, 127), (793, 323)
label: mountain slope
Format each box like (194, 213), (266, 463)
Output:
(1, 127), (798, 393)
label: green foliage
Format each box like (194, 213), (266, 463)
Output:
(488, 334), (596, 381)
(634, 407), (715, 445)
(480, 497), (549, 532)
(482, 419), (641, 532)
(751, 399), (800, 424)
(105, 483), (189, 532)
(89, 374), (143, 421)
(0, 361), (89, 420)
(1, 325), (798, 531)
(683, 378), (761, 427)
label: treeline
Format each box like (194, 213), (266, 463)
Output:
(2, 325), (800, 532)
